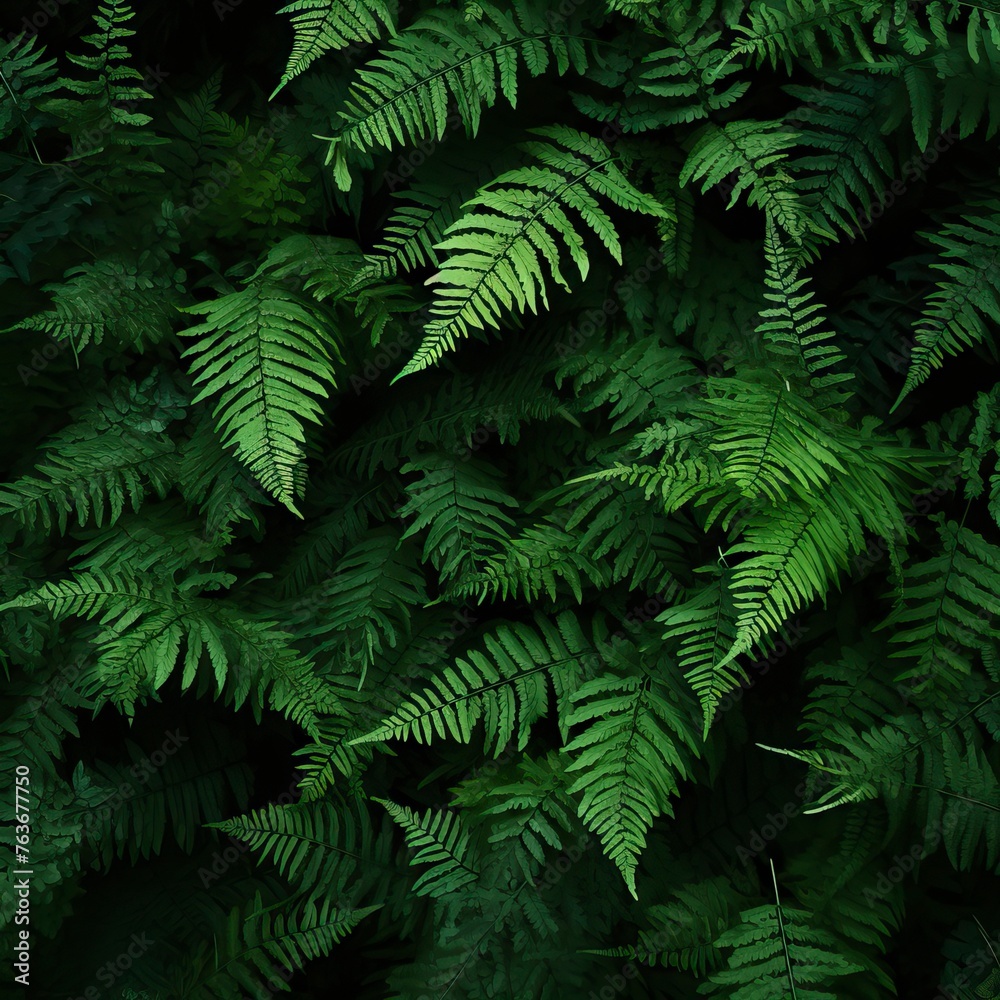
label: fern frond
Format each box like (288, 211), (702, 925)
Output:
(376, 798), (480, 898)
(0, 570), (339, 735)
(894, 203), (1000, 408)
(729, 0), (877, 72)
(396, 125), (668, 377)
(659, 577), (743, 738)
(680, 120), (823, 244)
(294, 528), (428, 687)
(877, 517), (1000, 697)
(562, 647), (701, 898)
(322, 0), (590, 185)
(784, 71), (894, 245)
(398, 451), (518, 584)
(350, 610), (598, 755)
(272, 0), (395, 97)
(180, 278), (344, 514)
(700, 901), (864, 998)
(8, 254), (182, 353)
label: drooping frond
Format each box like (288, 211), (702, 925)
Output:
(784, 71), (894, 245)
(0, 371), (185, 533)
(658, 576), (743, 738)
(289, 528), (428, 693)
(8, 254), (182, 353)
(562, 643), (702, 898)
(180, 278), (344, 514)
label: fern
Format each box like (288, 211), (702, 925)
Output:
(321, 0), (590, 187)
(699, 901), (865, 997)
(0, 570), (339, 735)
(562, 643), (702, 898)
(894, 203), (1000, 407)
(376, 798), (479, 898)
(180, 278), (344, 514)
(272, 0), (395, 97)
(729, 0), (877, 71)
(351, 610), (599, 755)
(396, 125), (669, 377)
(680, 120), (826, 244)
(878, 517), (1000, 697)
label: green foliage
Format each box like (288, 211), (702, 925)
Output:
(180, 278), (344, 514)
(321, 0), (590, 187)
(3, 0), (1000, 997)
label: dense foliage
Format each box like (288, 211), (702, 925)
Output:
(2, 0), (1000, 997)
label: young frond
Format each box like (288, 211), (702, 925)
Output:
(42, 0), (163, 157)
(755, 219), (853, 400)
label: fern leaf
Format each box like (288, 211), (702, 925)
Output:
(272, 0), (395, 97)
(180, 278), (344, 514)
(322, 0), (590, 183)
(893, 204), (1000, 408)
(396, 125), (668, 378)
(562, 652), (701, 898)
